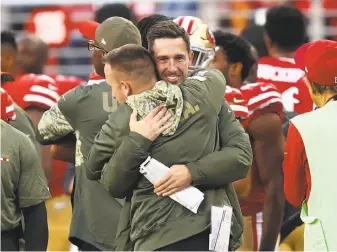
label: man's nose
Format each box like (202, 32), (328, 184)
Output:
(167, 59), (178, 72)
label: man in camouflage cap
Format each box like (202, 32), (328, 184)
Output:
(36, 17), (143, 251)
(80, 16), (141, 53)
(80, 17), (141, 78)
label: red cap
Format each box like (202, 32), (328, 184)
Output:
(294, 40), (337, 86)
(78, 20), (99, 40)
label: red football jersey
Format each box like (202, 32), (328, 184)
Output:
(224, 85), (248, 120)
(239, 82), (283, 216)
(257, 56), (313, 114)
(87, 71), (105, 85)
(1, 87), (16, 122)
(3, 74), (68, 197)
(2, 74), (59, 110)
(52, 74), (85, 96)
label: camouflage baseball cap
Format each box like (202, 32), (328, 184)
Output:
(79, 17), (141, 52)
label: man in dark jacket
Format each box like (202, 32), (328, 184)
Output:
(1, 99), (50, 250)
(87, 44), (252, 251)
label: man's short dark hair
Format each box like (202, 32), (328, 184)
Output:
(241, 24), (268, 58)
(137, 14), (171, 49)
(146, 20), (190, 55)
(1, 73), (15, 84)
(265, 5), (306, 52)
(95, 4), (137, 24)
(104, 44), (159, 81)
(214, 31), (255, 82)
(1, 31), (17, 50)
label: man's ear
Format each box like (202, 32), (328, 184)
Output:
(1, 54), (14, 73)
(120, 80), (132, 96)
(229, 62), (243, 79)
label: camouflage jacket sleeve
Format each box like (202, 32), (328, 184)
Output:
(37, 103), (74, 145)
(186, 99), (253, 187)
(86, 105), (152, 198)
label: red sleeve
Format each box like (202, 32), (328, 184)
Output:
(283, 122), (311, 208)
(7, 74), (60, 110)
(1, 87), (16, 122)
(224, 86), (248, 120)
(54, 75), (85, 96)
(241, 82), (283, 118)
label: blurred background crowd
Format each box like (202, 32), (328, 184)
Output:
(1, 0), (336, 81)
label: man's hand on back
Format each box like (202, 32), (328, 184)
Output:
(154, 165), (192, 196)
(129, 106), (172, 141)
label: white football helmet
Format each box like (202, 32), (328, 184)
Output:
(174, 16), (216, 71)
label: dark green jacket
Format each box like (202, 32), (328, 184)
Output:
(11, 104), (40, 155)
(36, 81), (122, 251)
(87, 69), (253, 251)
(1, 121), (50, 231)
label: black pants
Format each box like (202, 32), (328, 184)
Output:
(1, 230), (19, 251)
(280, 200), (302, 242)
(155, 230), (209, 251)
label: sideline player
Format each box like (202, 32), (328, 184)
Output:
(210, 31), (285, 251)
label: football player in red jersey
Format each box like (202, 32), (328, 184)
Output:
(17, 34), (84, 169)
(17, 34), (49, 75)
(224, 86), (253, 202)
(1, 31), (58, 181)
(258, 5), (313, 114)
(17, 33), (85, 96)
(210, 31), (285, 251)
(17, 34), (85, 195)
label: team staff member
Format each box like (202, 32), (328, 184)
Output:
(2, 31), (61, 186)
(283, 39), (337, 251)
(1, 91), (50, 251)
(36, 17), (143, 251)
(87, 43), (252, 250)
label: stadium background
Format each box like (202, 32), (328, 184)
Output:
(1, 0), (336, 81)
